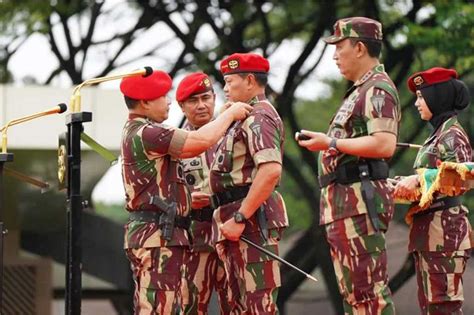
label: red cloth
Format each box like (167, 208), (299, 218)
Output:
(175, 72), (213, 102)
(220, 53), (269, 75)
(407, 67), (458, 93)
(120, 70), (172, 100)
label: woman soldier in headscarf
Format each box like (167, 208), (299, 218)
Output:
(395, 67), (473, 315)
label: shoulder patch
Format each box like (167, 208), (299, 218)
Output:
(370, 94), (385, 116)
(249, 121), (261, 138)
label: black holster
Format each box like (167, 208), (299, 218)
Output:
(149, 196), (179, 241)
(358, 164), (380, 232)
(318, 160), (389, 232)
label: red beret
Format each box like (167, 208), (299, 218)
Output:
(176, 72), (213, 102)
(407, 67), (458, 93)
(120, 70), (172, 100)
(220, 53), (270, 76)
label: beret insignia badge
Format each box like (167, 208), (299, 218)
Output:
(413, 75), (424, 86)
(228, 60), (239, 69)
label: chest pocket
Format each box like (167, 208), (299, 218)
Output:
(329, 96), (357, 138)
(212, 132), (235, 173)
(182, 156), (204, 187)
(415, 136), (440, 169)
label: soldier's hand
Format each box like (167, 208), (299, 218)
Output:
(219, 101), (234, 115)
(394, 175), (420, 201)
(220, 218), (245, 241)
(296, 130), (331, 152)
(191, 192), (211, 209)
(225, 102), (252, 121)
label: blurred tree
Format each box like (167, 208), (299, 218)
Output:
(0, 0), (473, 313)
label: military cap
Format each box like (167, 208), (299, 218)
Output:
(176, 72), (213, 102)
(120, 70), (172, 100)
(407, 67), (458, 93)
(324, 17), (383, 44)
(220, 53), (270, 76)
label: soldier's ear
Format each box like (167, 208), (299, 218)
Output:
(356, 41), (368, 58)
(178, 102), (185, 113)
(139, 100), (151, 110)
(246, 73), (257, 88)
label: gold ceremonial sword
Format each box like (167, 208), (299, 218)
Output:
(396, 142), (422, 149)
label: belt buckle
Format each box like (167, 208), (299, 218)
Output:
(358, 164), (370, 179)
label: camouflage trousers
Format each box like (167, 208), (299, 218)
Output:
(413, 250), (471, 315)
(126, 246), (187, 315)
(215, 231), (281, 315)
(325, 213), (395, 315)
(183, 250), (230, 314)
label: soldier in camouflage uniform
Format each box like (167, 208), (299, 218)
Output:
(119, 70), (252, 314)
(297, 17), (400, 314)
(176, 72), (230, 314)
(395, 67), (473, 315)
(210, 53), (289, 314)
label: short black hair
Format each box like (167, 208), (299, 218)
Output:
(238, 72), (268, 87)
(124, 95), (140, 109)
(350, 38), (382, 58)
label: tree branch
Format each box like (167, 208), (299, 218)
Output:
(80, 1), (104, 76)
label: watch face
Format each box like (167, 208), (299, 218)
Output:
(234, 212), (245, 223)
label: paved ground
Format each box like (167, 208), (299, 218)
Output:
(52, 223), (474, 314)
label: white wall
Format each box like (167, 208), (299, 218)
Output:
(1, 85), (130, 150)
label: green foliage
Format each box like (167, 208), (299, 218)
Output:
(405, 0), (474, 72)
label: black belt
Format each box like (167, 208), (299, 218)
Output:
(414, 196), (462, 217)
(319, 160), (389, 232)
(318, 160), (389, 188)
(189, 206), (214, 222)
(129, 211), (191, 230)
(211, 185), (250, 208)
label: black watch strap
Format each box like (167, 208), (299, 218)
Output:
(233, 211), (246, 223)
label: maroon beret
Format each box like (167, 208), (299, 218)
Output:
(407, 67), (458, 93)
(176, 72), (213, 102)
(220, 53), (270, 75)
(120, 70), (172, 100)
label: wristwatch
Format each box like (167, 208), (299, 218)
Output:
(233, 211), (247, 224)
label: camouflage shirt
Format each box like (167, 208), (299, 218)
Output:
(210, 94), (289, 243)
(409, 115), (474, 252)
(182, 122), (218, 252)
(319, 64), (401, 225)
(121, 114), (191, 248)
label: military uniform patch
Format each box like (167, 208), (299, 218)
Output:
(426, 144), (438, 155)
(370, 94), (385, 116)
(186, 174), (196, 185)
(442, 135), (455, 151)
(249, 122), (261, 138)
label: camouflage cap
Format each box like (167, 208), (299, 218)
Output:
(324, 17), (383, 44)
